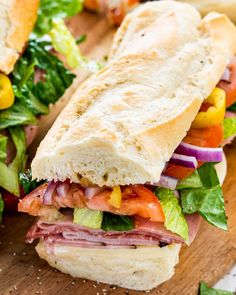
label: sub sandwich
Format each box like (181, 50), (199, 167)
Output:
(19, 1), (236, 291)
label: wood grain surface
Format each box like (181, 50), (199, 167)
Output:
(0, 11), (236, 295)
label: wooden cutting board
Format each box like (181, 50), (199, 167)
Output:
(0, 12), (236, 295)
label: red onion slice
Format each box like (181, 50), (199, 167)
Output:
(56, 182), (70, 198)
(148, 174), (178, 190)
(220, 67), (231, 83)
(43, 181), (57, 205)
(176, 142), (223, 162)
(169, 153), (197, 168)
(85, 187), (104, 199)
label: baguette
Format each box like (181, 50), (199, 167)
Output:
(32, 1), (236, 187)
(0, 0), (39, 74)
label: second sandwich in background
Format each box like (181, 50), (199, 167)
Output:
(19, 1), (236, 291)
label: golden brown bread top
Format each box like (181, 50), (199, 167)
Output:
(32, 1), (236, 186)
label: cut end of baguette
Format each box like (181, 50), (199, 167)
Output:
(0, 0), (39, 74)
(36, 241), (181, 291)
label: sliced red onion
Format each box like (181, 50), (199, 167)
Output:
(169, 153), (197, 168)
(220, 67), (231, 83)
(43, 181), (57, 205)
(85, 187), (104, 199)
(148, 174), (178, 190)
(56, 182), (70, 198)
(174, 190), (180, 199)
(176, 142), (223, 162)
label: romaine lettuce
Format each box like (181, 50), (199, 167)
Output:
(155, 188), (189, 241)
(199, 281), (233, 295)
(177, 169), (203, 189)
(223, 117), (236, 140)
(19, 169), (44, 195)
(34, 0), (84, 36)
(181, 163), (227, 231)
(102, 213), (134, 231)
(0, 127), (26, 196)
(74, 208), (103, 229)
(0, 40), (75, 130)
(50, 19), (101, 72)
(0, 135), (7, 162)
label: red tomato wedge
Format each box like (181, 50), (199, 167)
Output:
(165, 124), (224, 179)
(87, 185), (165, 222)
(218, 57), (236, 107)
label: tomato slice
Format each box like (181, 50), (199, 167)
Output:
(87, 185), (165, 222)
(218, 57), (236, 107)
(165, 124), (224, 179)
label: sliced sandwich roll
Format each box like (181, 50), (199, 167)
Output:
(19, 1), (236, 291)
(31, 1), (236, 186)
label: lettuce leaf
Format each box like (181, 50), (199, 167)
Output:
(102, 213), (134, 231)
(0, 127), (26, 196)
(181, 163), (227, 231)
(74, 208), (103, 229)
(19, 169), (44, 195)
(50, 19), (102, 72)
(0, 101), (37, 130)
(223, 117), (236, 139)
(0, 193), (3, 223)
(177, 170), (203, 189)
(0, 40), (75, 129)
(155, 188), (189, 241)
(199, 282), (233, 295)
(0, 135), (7, 162)
(34, 0), (83, 36)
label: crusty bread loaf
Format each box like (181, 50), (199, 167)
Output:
(32, 1), (236, 186)
(178, 0), (236, 23)
(0, 0), (39, 74)
(36, 241), (181, 291)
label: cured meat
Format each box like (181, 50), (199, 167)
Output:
(26, 213), (201, 250)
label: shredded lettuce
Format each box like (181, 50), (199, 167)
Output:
(177, 170), (203, 189)
(102, 213), (134, 231)
(223, 117), (236, 140)
(73, 208), (103, 229)
(0, 193), (4, 223)
(199, 281), (233, 295)
(50, 19), (101, 72)
(155, 188), (189, 241)
(0, 135), (8, 162)
(34, 0), (84, 36)
(181, 163), (227, 231)
(0, 127), (26, 196)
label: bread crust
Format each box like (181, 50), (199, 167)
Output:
(0, 0), (39, 74)
(36, 241), (181, 291)
(32, 1), (236, 186)
(178, 0), (236, 23)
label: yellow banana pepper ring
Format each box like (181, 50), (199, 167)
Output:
(0, 73), (15, 110)
(192, 87), (226, 129)
(108, 185), (122, 209)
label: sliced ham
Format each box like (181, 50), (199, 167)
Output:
(26, 213), (200, 251)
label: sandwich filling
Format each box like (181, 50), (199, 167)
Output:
(19, 59), (236, 251)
